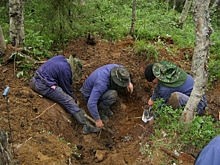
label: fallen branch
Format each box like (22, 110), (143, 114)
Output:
(160, 146), (179, 160)
(31, 103), (56, 120)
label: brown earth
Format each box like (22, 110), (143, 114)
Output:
(0, 36), (219, 165)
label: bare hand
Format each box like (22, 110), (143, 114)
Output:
(95, 119), (104, 128)
(51, 85), (56, 89)
(127, 82), (134, 94)
(148, 98), (154, 106)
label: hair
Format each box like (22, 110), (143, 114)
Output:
(145, 64), (155, 82)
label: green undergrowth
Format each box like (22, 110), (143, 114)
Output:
(1, 0), (219, 85)
(147, 100), (220, 158)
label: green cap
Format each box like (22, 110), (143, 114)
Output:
(152, 61), (187, 87)
(67, 55), (82, 83)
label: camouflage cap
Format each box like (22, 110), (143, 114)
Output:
(152, 61), (187, 87)
(67, 55), (82, 83)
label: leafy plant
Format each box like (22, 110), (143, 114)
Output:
(72, 145), (82, 160)
(207, 59), (220, 85)
(134, 40), (160, 61)
(139, 142), (152, 156)
(152, 100), (220, 149)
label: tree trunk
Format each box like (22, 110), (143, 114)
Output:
(173, 0), (176, 10)
(130, 0), (137, 36)
(78, 0), (85, 5)
(9, 0), (25, 47)
(180, 0), (212, 123)
(179, 0), (193, 29)
(0, 26), (6, 55)
(0, 130), (13, 165)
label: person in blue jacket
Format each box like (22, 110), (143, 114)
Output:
(144, 61), (207, 114)
(80, 64), (134, 128)
(30, 55), (100, 134)
(194, 135), (220, 165)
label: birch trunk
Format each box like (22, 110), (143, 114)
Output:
(173, 0), (176, 10)
(180, 0), (212, 123)
(78, 0), (85, 5)
(130, 0), (137, 36)
(9, 0), (25, 47)
(179, 0), (193, 29)
(0, 26), (6, 55)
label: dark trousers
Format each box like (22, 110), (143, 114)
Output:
(82, 89), (118, 108)
(30, 77), (80, 115)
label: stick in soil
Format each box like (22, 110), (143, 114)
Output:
(31, 103), (56, 120)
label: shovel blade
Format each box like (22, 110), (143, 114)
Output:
(142, 109), (153, 123)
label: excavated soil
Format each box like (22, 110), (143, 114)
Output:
(0, 36), (219, 165)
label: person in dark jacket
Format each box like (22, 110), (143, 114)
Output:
(30, 55), (100, 134)
(80, 64), (134, 128)
(194, 135), (220, 165)
(144, 61), (207, 114)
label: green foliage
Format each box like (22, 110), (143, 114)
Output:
(152, 100), (220, 149)
(139, 142), (152, 156)
(72, 145), (81, 159)
(207, 59), (220, 84)
(134, 40), (160, 61)
(210, 32), (220, 59)
(0, 0), (220, 84)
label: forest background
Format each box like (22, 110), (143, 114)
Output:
(1, 0), (220, 84)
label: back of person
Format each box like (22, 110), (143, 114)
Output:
(35, 55), (72, 87)
(158, 74), (194, 103)
(80, 64), (123, 98)
(194, 135), (220, 165)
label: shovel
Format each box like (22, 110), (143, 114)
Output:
(142, 106), (154, 123)
(84, 114), (114, 134)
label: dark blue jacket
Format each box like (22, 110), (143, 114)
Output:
(195, 135), (220, 165)
(80, 64), (124, 120)
(35, 55), (76, 101)
(152, 74), (194, 104)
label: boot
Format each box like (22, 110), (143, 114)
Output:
(98, 109), (110, 123)
(73, 109), (100, 134)
(98, 102), (114, 122)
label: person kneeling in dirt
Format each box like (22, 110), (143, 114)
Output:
(144, 61), (207, 115)
(29, 55), (100, 134)
(80, 64), (134, 128)
(194, 135), (220, 165)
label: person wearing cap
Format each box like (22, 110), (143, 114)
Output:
(194, 135), (220, 165)
(144, 61), (207, 115)
(30, 55), (100, 134)
(80, 64), (134, 128)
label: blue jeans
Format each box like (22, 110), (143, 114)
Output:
(176, 92), (207, 115)
(30, 77), (80, 115)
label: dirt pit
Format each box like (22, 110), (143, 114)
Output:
(0, 37), (219, 165)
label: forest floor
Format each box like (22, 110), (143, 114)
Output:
(0, 36), (219, 165)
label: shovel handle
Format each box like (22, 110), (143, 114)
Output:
(3, 86), (10, 97)
(84, 114), (96, 124)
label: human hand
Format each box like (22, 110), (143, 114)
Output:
(95, 119), (104, 128)
(51, 85), (56, 89)
(148, 98), (154, 106)
(127, 82), (133, 94)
